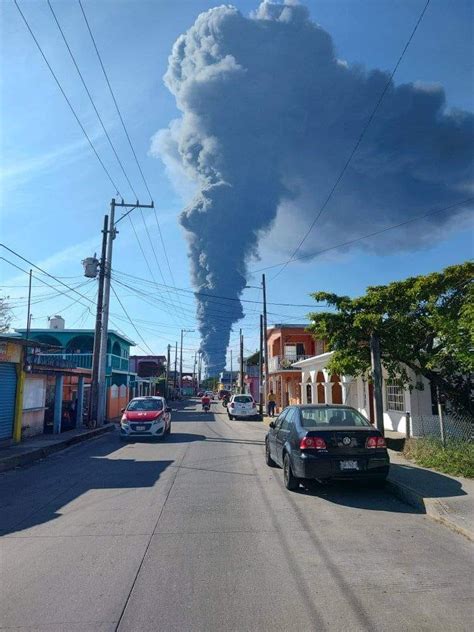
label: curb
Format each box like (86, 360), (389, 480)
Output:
(0, 424), (115, 474)
(386, 477), (474, 542)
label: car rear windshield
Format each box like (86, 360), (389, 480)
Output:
(127, 399), (163, 411)
(234, 396), (253, 403)
(300, 407), (371, 428)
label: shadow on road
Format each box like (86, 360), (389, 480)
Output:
(295, 479), (421, 513)
(123, 432), (206, 444)
(0, 436), (174, 536)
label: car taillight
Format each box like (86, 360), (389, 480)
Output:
(252, 402), (256, 408)
(366, 436), (386, 448)
(300, 436), (326, 450)
(121, 415), (127, 423)
(230, 402), (235, 408)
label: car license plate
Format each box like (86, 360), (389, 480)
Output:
(340, 460), (358, 471)
(134, 425), (146, 431)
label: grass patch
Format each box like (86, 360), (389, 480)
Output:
(403, 437), (474, 478)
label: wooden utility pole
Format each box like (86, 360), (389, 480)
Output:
(240, 329), (244, 394)
(89, 214), (108, 425)
(173, 341), (178, 390)
(370, 332), (384, 435)
(262, 274), (269, 409)
(259, 313), (263, 416)
(165, 344), (171, 399)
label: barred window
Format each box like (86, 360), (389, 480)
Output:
(385, 381), (405, 412)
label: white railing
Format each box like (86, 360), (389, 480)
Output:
(267, 355), (312, 372)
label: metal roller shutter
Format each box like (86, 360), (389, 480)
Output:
(0, 363), (17, 440)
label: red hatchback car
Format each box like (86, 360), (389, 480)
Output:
(120, 396), (172, 441)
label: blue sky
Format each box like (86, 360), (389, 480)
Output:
(1, 0), (473, 373)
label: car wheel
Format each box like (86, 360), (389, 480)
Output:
(166, 421), (171, 435)
(283, 453), (299, 491)
(265, 439), (277, 467)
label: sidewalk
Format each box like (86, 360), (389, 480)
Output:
(387, 449), (474, 541)
(0, 424), (115, 474)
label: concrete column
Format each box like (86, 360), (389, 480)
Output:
(323, 382), (332, 404)
(341, 376), (353, 405)
(53, 374), (64, 434)
(76, 376), (84, 428)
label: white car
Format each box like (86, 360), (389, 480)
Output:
(120, 396), (172, 440)
(227, 394), (259, 420)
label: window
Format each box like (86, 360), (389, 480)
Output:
(274, 409), (288, 430)
(127, 398), (163, 411)
(281, 408), (295, 430)
(300, 407), (371, 428)
(385, 382), (405, 412)
(234, 395), (253, 403)
(284, 344), (296, 359)
(306, 382), (313, 404)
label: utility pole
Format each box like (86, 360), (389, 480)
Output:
(262, 274), (269, 410)
(370, 332), (384, 435)
(193, 351), (197, 394)
(97, 198), (154, 425)
(89, 214), (108, 425)
(259, 313), (263, 416)
(179, 329), (194, 394)
(173, 341), (178, 390)
(166, 344), (171, 399)
(230, 350), (233, 394)
(240, 329), (244, 394)
(179, 329), (184, 394)
(197, 351), (202, 392)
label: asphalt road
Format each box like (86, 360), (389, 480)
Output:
(1, 400), (472, 632)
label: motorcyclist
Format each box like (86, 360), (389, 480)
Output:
(201, 394), (211, 410)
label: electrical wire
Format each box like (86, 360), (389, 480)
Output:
(270, 0), (432, 280)
(252, 197), (474, 273)
(110, 282), (156, 355)
(13, 0), (121, 196)
(47, 0), (139, 199)
(112, 269), (326, 308)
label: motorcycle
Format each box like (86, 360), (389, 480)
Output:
(222, 396), (229, 408)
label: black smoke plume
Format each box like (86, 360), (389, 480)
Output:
(153, 1), (474, 374)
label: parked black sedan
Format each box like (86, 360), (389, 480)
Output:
(265, 405), (390, 490)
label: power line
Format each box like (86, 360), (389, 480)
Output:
(47, 0), (139, 199)
(270, 0), (432, 280)
(112, 269), (326, 308)
(110, 283), (155, 355)
(78, 0), (153, 202)
(78, 0), (184, 321)
(13, 0), (122, 196)
(252, 197), (474, 273)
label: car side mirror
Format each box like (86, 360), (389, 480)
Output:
(269, 421), (275, 429)
(165, 407), (172, 413)
(120, 408), (126, 413)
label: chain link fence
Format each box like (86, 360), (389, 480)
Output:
(410, 412), (474, 443)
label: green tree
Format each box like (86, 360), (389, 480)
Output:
(308, 262), (474, 415)
(0, 296), (12, 333)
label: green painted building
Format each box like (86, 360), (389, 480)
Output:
(16, 325), (136, 387)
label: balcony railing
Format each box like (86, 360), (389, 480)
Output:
(267, 355), (312, 373)
(34, 353), (129, 372)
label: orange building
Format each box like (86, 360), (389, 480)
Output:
(265, 324), (325, 412)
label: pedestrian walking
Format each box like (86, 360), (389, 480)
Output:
(267, 390), (276, 417)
